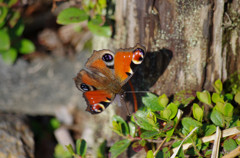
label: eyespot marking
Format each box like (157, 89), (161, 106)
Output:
(132, 48), (145, 64)
(102, 53), (113, 62)
(80, 83), (90, 92)
(102, 53), (115, 68)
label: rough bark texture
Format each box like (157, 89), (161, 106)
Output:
(115, 0), (240, 96)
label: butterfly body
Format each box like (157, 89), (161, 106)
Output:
(74, 44), (146, 114)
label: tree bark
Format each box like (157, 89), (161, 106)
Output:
(115, 0), (240, 96)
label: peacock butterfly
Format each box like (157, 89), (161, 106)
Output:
(74, 44), (146, 114)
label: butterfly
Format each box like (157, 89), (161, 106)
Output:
(74, 44), (146, 114)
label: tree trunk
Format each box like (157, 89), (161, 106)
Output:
(114, 0), (240, 96)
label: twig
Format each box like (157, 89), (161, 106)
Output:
(172, 127), (240, 153)
(211, 126), (221, 158)
(222, 145), (240, 158)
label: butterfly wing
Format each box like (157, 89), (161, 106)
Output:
(114, 44), (146, 86)
(74, 50), (118, 114)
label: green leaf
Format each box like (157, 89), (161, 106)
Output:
(54, 144), (72, 158)
(9, 10), (20, 28)
(140, 131), (159, 139)
(16, 39), (35, 54)
(181, 117), (202, 134)
(223, 103), (233, 117)
(224, 93), (233, 102)
(197, 91), (212, 107)
(160, 108), (171, 120)
(158, 94), (169, 107)
(87, 21), (111, 37)
(173, 90), (196, 107)
(234, 91), (240, 105)
(91, 15), (103, 25)
(97, 140), (107, 158)
(128, 122), (136, 137)
(65, 144), (75, 155)
(132, 141), (144, 152)
(192, 103), (203, 122)
(134, 111), (159, 131)
(57, 8), (88, 25)
(147, 150), (154, 158)
(112, 115), (129, 136)
(223, 139), (237, 152)
(0, 7), (8, 26)
(156, 147), (171, 158)
(210, 110), (225, 127)
(50, 118), (61, 130)
(167, 103), (178, 119)
(213, 79), (222, 94)
(1, 48), (17, 65)
(110, 139), (131, 158)
(212, 93), (224, 103)
(0, 30), (10, 51)
(9, 18), (24, 37)
(76, 139), (87, 156)
(142, 92), (164, 111)
(203, 124), (216, 136)
(7, 0), (18, 7)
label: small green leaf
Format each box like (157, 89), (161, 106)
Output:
(213, 79), (223, 94)
(197, 91), (212, 107)
(0, 7), (8, 26)
(97, 140), (107, 158)
(215, 101), (225, 114)
(212, 93), (224, 103)
(54, 144), (72, 158)
(210, 110), (225, 127)
(110, 139), (131, 158)
(132, 141), (144, 152)
(50, 118), (61, 130)
(158, 94), (169, 107)
(9, 10), (20, 28)
(167, 103), (178, 119)
(140, 131), (159, 139)
(112, 115), (129, 136)
(147, 150), (154, 158)
(76, 139), (87, 156)
(0, 30), (10, 51)
(174, 90), (196, 107)
(234, 91), (240, 105)
(142, 92), (164, 111)
(7, 0), (18, 7)
(9, 18), (24, 37)
(160, 108), (171, 120)
(224, 93), (233, 102)
(134, 111), (159, 131)
(87, 21), (111, 37)
(203, 124), (216, 136)
(16, 39), (35, 54)
(223, 139), (237, 152)
(91, 15), (103, 25)
(128, 122), (136, 137)
(57, 8), (88, 25)
(193, 103), (203, 122)
(181, 117), (202, 134)
(65, 144), (75, 155)
(1, 48), (17, 65)
(223, 103), (233, 117)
